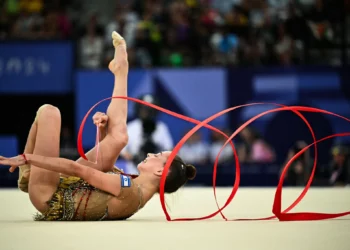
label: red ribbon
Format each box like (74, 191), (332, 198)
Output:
(77, 96), (350, 222)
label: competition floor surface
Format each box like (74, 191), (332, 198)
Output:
(0, 187), (349, 250)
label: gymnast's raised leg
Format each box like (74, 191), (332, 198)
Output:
(25, 104), (62, 213)
(17, 112), (38, 192)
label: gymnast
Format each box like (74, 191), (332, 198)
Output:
(0, 31), (196, 221)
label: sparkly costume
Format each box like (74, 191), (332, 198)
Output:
(34, 171), (143, 221)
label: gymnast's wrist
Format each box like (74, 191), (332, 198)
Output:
(21, 153), (31, 164)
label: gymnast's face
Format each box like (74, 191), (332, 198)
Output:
(137, 151), (172, 175)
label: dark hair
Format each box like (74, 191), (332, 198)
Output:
(163, 155), (196, 193)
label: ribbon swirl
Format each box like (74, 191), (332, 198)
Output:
(77, 96), (350, 221)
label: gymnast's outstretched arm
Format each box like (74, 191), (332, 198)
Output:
(1, 154), (124, 197)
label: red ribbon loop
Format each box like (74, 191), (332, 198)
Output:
(77, 97), (350, 222)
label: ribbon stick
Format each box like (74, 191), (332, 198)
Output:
(77, 97), (350, 222)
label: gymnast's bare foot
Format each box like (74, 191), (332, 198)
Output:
(108, 31), (128, 75)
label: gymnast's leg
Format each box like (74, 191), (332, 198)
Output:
(18, 116), (121, 193)
(18, 115), (39, 192)
(28, 104), (62, 213)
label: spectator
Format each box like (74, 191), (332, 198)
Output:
(120, 94), (174, 173)
(0, 0), (346, 68)
(239, 29), (267, 65)
(267, 0), (290, 22)
(329, 145), (350, 186)
(11, 8), (41, 39)
(39, 9), (61, 39)
(104, 5), (138, 47)
(305, 0), (334, 48)
(225, 1), (250, 39)
(78, 13), (104, 69)
(133, 0), (163, 67)
(281, 141), (313, 186)
(19, 0), (43, 14)
(0, 5), (11, 39)
(274, 22), (295, 65)
(104, 5), (139, 67)
(209, 129), (235, 164)
(179, 130), (209, 165)
(56, 6), (72, 39)
(210, 25), (239, 65)
(284, 3), (307, 41)
(238, 126), (275, 163)
(5, 0), (20, 16)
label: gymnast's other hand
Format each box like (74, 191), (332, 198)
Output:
(0, 155), (26, 172)
(93, 112), (109, 128)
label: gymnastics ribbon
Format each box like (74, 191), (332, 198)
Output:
(77, 96), (350, 222)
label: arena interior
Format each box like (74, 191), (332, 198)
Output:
(0, 0), (349, 250)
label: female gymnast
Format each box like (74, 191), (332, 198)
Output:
(0, 31), (196, 221)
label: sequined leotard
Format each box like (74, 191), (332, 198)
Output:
(34, 171), (143, 221)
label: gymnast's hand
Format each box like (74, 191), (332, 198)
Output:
(93, 112), (109, 128)
(0, 155), (25, 172)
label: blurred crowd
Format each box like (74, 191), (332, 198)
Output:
(178, 127), (350, 187)
(178, 126), (275, 165)
(0, 0), (347, 68)
(1, 0), (349, 187)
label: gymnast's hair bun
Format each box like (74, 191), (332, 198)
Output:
(185, 164), (196, 180)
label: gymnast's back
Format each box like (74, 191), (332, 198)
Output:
(35, 171), (143, 221)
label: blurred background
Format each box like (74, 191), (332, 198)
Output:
(0, 0), (349, 188)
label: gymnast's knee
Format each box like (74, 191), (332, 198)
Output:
(35, 104), (61, 123)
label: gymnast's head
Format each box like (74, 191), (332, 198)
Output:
(137, 151), (196, 193)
